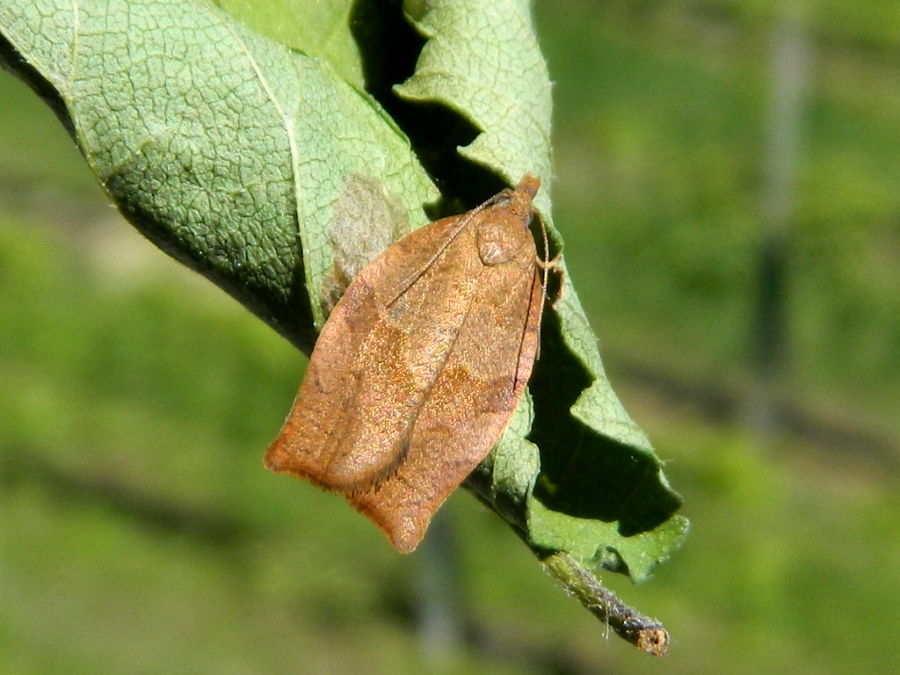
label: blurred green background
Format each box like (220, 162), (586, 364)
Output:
(1, 1), (898, 673)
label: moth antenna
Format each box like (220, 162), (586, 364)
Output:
(541, 215), (551, 300)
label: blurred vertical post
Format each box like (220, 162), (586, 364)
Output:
(750, 2), (813, 437)
(413, 509), (463, 670)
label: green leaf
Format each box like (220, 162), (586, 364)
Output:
(0, 0), (437, 346)
(1, 0), (688, 638)
(215, 0), (365, 88)
(530, 500), (689, 582)
(396, 0), (553, 204)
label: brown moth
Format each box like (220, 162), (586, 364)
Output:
(265, 174), (547, 553)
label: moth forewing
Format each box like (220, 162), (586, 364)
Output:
(266, 175), (546, 552)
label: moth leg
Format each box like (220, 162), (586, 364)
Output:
(537, 253), (566, 309)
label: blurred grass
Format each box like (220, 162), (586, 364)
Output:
(542, 1), (900, 424)
(2, 1), (899, 673)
